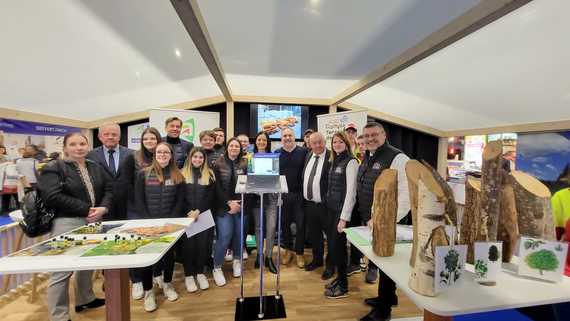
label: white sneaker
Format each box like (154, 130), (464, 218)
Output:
(225, 250), (233, 262)
(212, 268), (226, 287)
(162, 282), (179, 301)
(243, 249), (248, 260)
(233, 259), (242, 278)
(144, 290), (157, 312)
(132, 282), (144, 300)
(185, 276), (198, 293)
(153, 275), (164, 289)
(196, 274), (209, 290)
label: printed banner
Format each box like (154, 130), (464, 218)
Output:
(316, 110), (367, 147)
(0, 118), (80, 137)
(149, 109), (219, 146)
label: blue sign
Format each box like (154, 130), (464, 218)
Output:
(0, 118), (81, 136)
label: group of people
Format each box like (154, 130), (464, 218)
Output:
(35, 116), (409, 321)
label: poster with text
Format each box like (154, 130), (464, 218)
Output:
(149, 109), (219, 146)
(127, 123), (149, 150)
(317, 111), (367, 147)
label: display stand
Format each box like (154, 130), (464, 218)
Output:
(235, 175), (288, 321)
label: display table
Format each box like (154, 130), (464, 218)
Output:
(0, 217), (193, 321)
(346, 228), (570, 320)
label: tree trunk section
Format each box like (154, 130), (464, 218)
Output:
(498, 171), (518, 262)
(511, 171), (555, 240)
(406, 160), (423, 267)
(409, 167), (450, 297)
(460, 176), (481, 264)
(480, 141), (504, 241)
(372, 169), (398, 257)
(421, 160), (458, 226)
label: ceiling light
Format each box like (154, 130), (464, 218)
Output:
(135, 71), (141, 78)
(175, 49), (182, 58)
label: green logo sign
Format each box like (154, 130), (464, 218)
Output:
(181, 118), (195, 142)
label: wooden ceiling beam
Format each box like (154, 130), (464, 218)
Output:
(170, 0), (232, 102)
(331, 0), (533, 106)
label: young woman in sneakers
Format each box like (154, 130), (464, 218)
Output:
(134, 142), (186, 311)
(324, 131), (359, 299)
(211, 138), (248, 286)
(180, 147), (216, 293)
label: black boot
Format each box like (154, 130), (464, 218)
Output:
(266, 257), (278, 274)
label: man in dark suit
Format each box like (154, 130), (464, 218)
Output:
(302, 132), (333, 279)
(87, 123), (133, 221)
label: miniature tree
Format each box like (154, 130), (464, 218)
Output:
(488, 245), (499, 262)
(525, 249), (559, 275)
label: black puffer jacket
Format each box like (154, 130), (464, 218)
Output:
(134, 167), (185, 219)
(213, 154), (247, 215)
(327, 151), (356, 215)
(38, 159), (113, 218)
(184, 167), (215, 213)
(164, 136), (194, 169)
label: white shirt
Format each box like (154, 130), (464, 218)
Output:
(303, 150), (327, 203)
(339, 158), (359, 222)
(390, 153), (411, 222)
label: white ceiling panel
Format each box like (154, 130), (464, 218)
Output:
(350, 0), (570, 132)
(198, 0), (479, 96)
(0, 0), (220, 121)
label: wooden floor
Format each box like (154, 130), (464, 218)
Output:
(1, 251), (422, 321)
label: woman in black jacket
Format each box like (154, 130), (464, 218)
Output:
(134, 142), (185, 312)
(323, 131), (359, 299)
(118, 127), (162, 300)
(180, 147), (216, 293)
(211, 138), (247, 287)
(38, 132), (112, 321)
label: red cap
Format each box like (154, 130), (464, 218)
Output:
(345, 122), (357, 131)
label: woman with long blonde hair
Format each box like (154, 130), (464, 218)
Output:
(180, 147), (216, 292)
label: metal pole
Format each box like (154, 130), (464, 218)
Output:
(239, 192), (244, 302)
(258, 192), (265, 319)
(276, 192), (282, 299)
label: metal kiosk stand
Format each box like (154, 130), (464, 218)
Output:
(235, 174), (288, 321)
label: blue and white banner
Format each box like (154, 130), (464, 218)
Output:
(0, 118), (81, 136)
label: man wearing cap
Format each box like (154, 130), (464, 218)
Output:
(303, 129), (314, 151)
(345, 122), (362, 161)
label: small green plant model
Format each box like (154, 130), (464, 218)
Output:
(475, 259), (488, 278)
(440, 248), (462, 285)
(525, 249), (559, 275)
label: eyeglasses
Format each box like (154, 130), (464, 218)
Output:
(156, 151), (171, 155)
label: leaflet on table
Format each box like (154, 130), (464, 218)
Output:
(345, 225), (414, 246)
(185, 210), (215, 238)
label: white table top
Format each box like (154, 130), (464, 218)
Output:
(0, 218), (192, 274)
(347, 229), (570, 316)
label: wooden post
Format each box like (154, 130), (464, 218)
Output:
(409, 165), (450, 297)
(105, 269), (131, 321)
(406, 160), (423, 267)
(460, 177), (482, 264)
(498, 171), (519, 262)
(480, 141), (504, 241)
(372, 169), (398, 257)
(511, 171), (555, 240)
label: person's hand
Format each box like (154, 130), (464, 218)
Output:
(228, 201), (241, 214)
(337, 219), (347, 234)
(87, 207), (107, 223)
(367, 219), (373, 230)
(187, 209), (200, 221)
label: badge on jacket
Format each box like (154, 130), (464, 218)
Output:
(335, 167), (343, 174)
(164, 179), (174, 186)
(372, 162), (381, 170)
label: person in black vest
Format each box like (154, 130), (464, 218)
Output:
(163, 117), (194, 169)
(134, 142), (186, 312)
(200, 130), (223, 168)
(117, 127), (162, 300)
(302, 132), (333, 278)
(87, 123), (134, 221)
(181, 147), (216, 293)
(277, 127), (308, 268)
(39, 132), (112, 321)
(358, 122), (410, 321)
(323, 131), (358, 299)
(213, 127), (226, 156)
(211, 138), (248, 286)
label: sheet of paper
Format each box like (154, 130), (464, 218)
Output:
(185, 210), (215, 238)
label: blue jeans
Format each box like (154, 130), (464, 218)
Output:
(213, 212), (245, 267)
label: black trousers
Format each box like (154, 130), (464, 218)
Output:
(375, 270), (397, 314)
(347, 205), (362, 266)
(182, 228), (211, 276)
(327, 209), (348, 287)
(282, 192), (305, 255)
(140, 245), (176, 291)
(305, 200), (332, 268)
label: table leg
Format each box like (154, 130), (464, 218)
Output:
(104, 269), (130, 321)
(424, 310), (452, 321)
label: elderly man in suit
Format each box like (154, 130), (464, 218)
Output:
(87, 123), (133, 221)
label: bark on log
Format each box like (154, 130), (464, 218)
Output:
(498, 171), (518, 262)
(409, 168), (450, 297)
(480, 141), (504, 241)
(406, 160), (423, 267)
(460, 176), (482, 264)
(511, 171), (555, 240)
(421, 160), (458, 226)
(372, 169), (398, 257)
